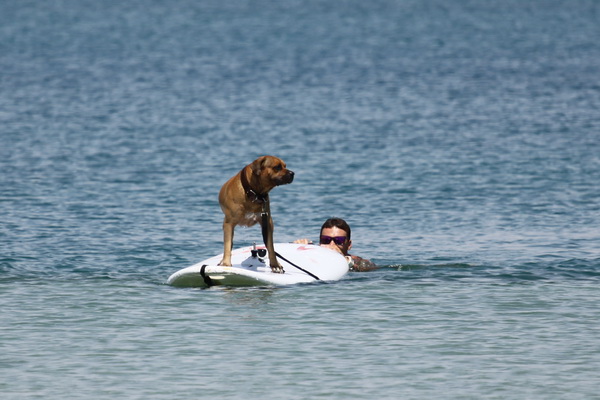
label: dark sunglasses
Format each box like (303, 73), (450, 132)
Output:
(320, 235), (348, 245)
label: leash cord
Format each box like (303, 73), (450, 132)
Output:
(274, 251), (320, 281)
(261, 212), (320, 281)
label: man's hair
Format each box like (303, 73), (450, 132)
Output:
(320, 217), (351, 240)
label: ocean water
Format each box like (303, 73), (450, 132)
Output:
(1, 0), (600, 398)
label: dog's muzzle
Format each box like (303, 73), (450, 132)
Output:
(285, 170), (295, 184)
(276, 170), (294, 185)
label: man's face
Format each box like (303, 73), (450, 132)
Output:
(320, 226), (352, 256)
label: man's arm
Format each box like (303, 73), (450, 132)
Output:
(350, 255), (378, 271)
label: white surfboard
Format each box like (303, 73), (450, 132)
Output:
(167, 243), (349, 288)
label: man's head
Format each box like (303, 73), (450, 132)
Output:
(319, 217), (352, 256)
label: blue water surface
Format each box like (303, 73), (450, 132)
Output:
(1, 1), (599, 399)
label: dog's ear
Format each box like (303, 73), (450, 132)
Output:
(250, 156), (268, 176)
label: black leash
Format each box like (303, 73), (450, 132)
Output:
(241, 167), (320, 281)
(274, 248), (321, 281)
(261, 212), (320, 281)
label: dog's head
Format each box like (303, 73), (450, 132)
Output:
(250, 155), (294, 190)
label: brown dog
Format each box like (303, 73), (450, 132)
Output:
(218, 156), (294, 272)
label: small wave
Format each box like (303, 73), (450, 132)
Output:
(373, 258), (600, 284)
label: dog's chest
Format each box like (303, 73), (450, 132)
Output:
(238, 211), (261, 227)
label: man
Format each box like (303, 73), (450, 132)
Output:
(295, 217), (378, 271)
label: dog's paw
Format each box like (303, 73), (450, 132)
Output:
(218, 259), (232, 267)
(270, 264), (285, 274)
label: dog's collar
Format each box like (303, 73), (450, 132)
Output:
(240, 167), (269, 204)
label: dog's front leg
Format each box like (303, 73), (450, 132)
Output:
(263, 214), (283, 273)
(219, 220), (234, 266)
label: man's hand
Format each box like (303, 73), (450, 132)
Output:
(293, 238), (313, 244)
(321, 242), (344, 254)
